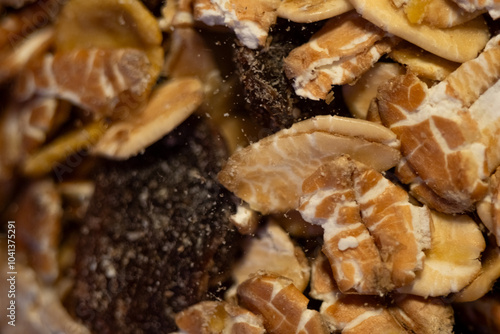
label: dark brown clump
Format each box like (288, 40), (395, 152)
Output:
(70, 116), (241, 333)
(234, 19), (350, 133)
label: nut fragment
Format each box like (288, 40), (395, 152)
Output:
(175, 301), (265, 334)
(398, 210), (485, 297)
(94, 77), (204, 159)
(299, 156), (431, 294)
(284, 11), (398, 100)
(377, 35), (500, 213)
(193, 0), (281, 49)
(218, 115), (401, 214)
(237, 273), (328, 334)
(277, 0), (353, 23)
(349, 0), (490, 62)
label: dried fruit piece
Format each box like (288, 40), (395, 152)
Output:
(299, 156), (431, 294)
(396, 0), (482, 28)
(230, 221), (310, 294)
(237, 273), (328, 334)
(277, 0), (353, 23)
(193, 0), (281, 49)
(284, 11), (398, 100)
(175, 301), (265, 334)
(17, 48), (153, 119)
(342, 62), (405, 119)
(71, 117), (241, 333)
(377, 35), (500, 213)
(349, 0), (490, 62)
(477, 166), (500, 245)
(388, 41), (460, 81)
(94, 77), (203, 159)
(398, 211), (485, 297)
(218, 115), (401, 214)
(451, 0), (500, 19)
(309, 253), (406, 334)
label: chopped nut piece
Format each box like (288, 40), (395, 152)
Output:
(277, 0), (353, 23)
(396, 0), (483, 28)
(159, 0), (194, 30)
(230, 203), (260, 235)
(389, 294), (455, 334)
(453, 243), (500, 302)
(299, 156), (431, 294)
(237, 273), (328, 334)
(218, 115), (401, 214)
(11, 179), (62, 283)
(284, 11), (398, 100)
(175, 301), (265, 334)
(377, 36), (500, 213)
(230, 221), (310, 294)
(451, 0), (500, 19)
(193, 0), (281, 49)
(94, 77), (204, 159)
(349, 0), (490, 62)
(342, 62), (405, 119)
(477, 166), (500, 245)
(16, 48), (153, 119)
(388, 41), (460, 81)
(398, 211), (485, 297)
(309, 253), (406, 334)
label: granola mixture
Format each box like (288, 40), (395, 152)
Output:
(0, 0), (500, 333)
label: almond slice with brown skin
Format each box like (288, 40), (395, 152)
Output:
(284, 11), (398, 100)
(299, 156), (431, 294)
(237, 273), (328, 334)
(377, 35), (500, 213)
(349, 0), (490, 62)
(398, 210), (485, 297)
(218, 115), (400, 214)
(277, 0), (353, 23)
(94, 77), (204, 159)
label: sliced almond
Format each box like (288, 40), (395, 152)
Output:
(388, 41), (460, 81)
(277, 0), (353, 23)
(342, 62), (405, 119)
(299, 156), (431, 294)
(218, 115), (401, 214)
(398, 211), (485, 297)
(477, 167), (500, 246)
(193, 0), (281, 49)
(94, 77), (203, 159)
(237, 273), (328, 334)
(349, 0), (490, 62)
(377, 36), (500, 213)
(284, 11), (397, 100)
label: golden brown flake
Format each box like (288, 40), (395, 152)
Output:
(218, 115), (401, 214)
(477, 166), (500, 245)
(277, 0), (353, 23)
(451, 0), (500, 19)
(299, 156), (431, 294)
(377, 35), (500, 213)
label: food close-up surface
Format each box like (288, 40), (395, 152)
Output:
(1, 0), (500, 333)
